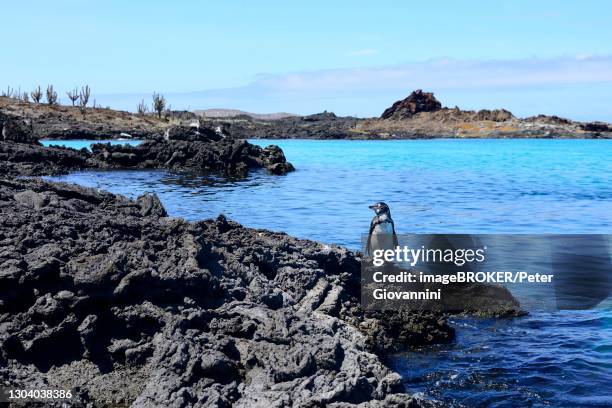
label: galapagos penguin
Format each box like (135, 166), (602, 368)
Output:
(366, 202), (399, 256)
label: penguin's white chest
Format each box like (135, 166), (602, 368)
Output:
(372, 222), (393, 235)
(370, 221), (395, 253)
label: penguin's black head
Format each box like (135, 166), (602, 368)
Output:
(369, 202), (390, 215)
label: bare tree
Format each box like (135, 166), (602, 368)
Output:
(137, 99), (148, 116)
(46, 85), (58, 105)
(66, 88), (80, 106)
(31, 86), (42, 103)
(79, 85), (91, 113)
(21, 92), (29, 103)
(152, 92), (166, 119)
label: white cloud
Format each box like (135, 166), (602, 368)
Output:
(248, 55), (612, 93)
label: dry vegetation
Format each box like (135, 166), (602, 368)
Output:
(0, 84), (185, 138)
(0, 95), (178, 139)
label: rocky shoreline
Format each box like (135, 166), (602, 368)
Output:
(212, 90), (612, 140)
(0, 112), (294, 178)
(0, 177), (457, 407)
(0, 115), (449, 406)
(3, 91), (612, 141)
(1, 103), (521, 407)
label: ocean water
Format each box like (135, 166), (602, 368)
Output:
(44, 139), (612, 247)
(43, 138), (612, 407)
(40, 139), (141, 150)
(393, 309), (612, 407)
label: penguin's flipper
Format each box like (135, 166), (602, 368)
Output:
(366, 218), (376, 256)
(392, 221), (399, 248)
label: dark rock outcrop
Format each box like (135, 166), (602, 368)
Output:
(211, 112), (361, 140)
(0, 111), (36, 144)
(40, 127), (157, 140)
(90, 137), (295, 176)
(0, 125), (295, 177)
(0, 141), (89, 177)
(163, 123), (224, 142)
(0, 178), (445, 407)
(581, 121), (612, 133)
(381, 90), (442, 120)
(303, 111), (338, 122)
(525, 114), (573, 125)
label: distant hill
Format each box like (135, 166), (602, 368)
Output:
(194, 108), (298, 120)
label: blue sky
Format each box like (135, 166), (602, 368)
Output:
(3, 1), (612, 120)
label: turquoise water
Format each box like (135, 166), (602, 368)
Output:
(40, 139), (141, 150)
(45, 139), (611, 248)
(43, 138), (612, 407)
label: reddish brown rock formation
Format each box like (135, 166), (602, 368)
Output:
(380, 89), (442, 119)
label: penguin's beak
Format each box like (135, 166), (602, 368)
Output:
(368, 204), (377, 210)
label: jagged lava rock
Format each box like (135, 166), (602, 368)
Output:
(1, 111), (36, 144)
(0, 123), (295, 177)
(381, 90), (442, 120)
(90, 136), (295, 177)
(162, 122), (224, 143)
(0, 178), (448, 407)
(0, 141), (89, 177)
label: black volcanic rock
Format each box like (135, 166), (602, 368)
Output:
(525, 114), (573, 125)
(0, 125), (295, 177)
(0, 177), (448, 407)
(581, 121), (612, 133)
(0, 112), (36, 144)
(303, 111), (338, 121)
(0, 141), (89, 177)
(381, 89), (443, 119)
(90, 137), (295, 176)
(210, 113), (361, 140)
(162, 122), (224, 142)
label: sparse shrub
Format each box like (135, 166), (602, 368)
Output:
(137, 99), (148, 116)
(31, 86), (42, 103)
(66, 88), (80, 106)
(46, 85), (58, 105)
(21, 92), (29, 103)
(152, 92), (166, 119)
(78, 85), (91, 112)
